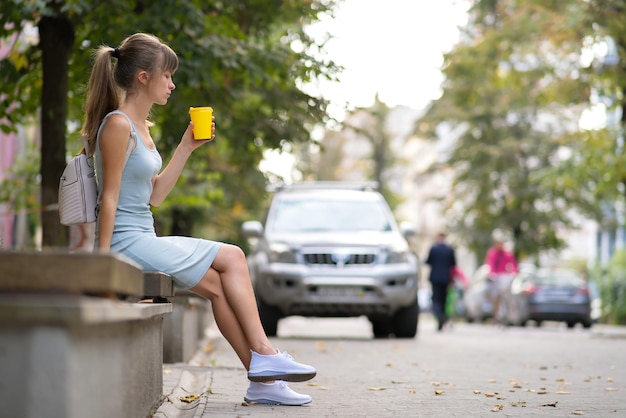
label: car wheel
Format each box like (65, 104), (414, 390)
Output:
(392, 297), (419, 338)
(370, 317), (392, 339)
(566, 321), (576, 329)
(257, 298), (281, 337)
(582, 319), (593, 329)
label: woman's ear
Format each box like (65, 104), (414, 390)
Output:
(137, 70), (149, 85)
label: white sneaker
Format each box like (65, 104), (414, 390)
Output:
(244, 381), (312, 406)
(248, 350), (317, 382)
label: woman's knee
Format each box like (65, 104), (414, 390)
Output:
(214, 243), (247, 270)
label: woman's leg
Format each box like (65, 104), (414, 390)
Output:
(190, 243), (315, 384)
(190, 244), (275, 368)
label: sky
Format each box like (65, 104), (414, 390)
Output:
(261, 0), (470, 179)
(305, 0), (470, 118)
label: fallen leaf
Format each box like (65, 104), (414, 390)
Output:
(431, 382), (441, 387)
(473, 389), (482, 395)
(434, 390), (444, 395)
(491, 404), (505, 412)
(571, 411), (584, 415)
(307, 382), (318, 387)
(607, 377), (614, 382)
(386, 363), (393, 368)
(163, 369), (173, 375)
(319, 387), (330, 390)
(179, 394), (200, 403)
(556, 391), (571, 395)
(484, 393), (496, 398)
(540, 401), (558, 407)
(391, 380), (405, 384)
(316, 342), (325, 350)
(409, 389), (416, 394)
(537, 391), (548, 395)
(604, 387), (619, 391)
(511, 401), (527, 407)
(369, 387), (387, 391)
(203, 343), (214, 353)
(556, 377), (566, 382)
(488, 379), (497, 383)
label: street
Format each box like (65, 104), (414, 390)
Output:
(158, 315), (626, 418)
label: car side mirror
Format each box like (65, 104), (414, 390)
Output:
(242, 220), (264, 238)
(399, 221), (416, 238)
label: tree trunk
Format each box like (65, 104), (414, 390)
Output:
(38, 16), (74, 248)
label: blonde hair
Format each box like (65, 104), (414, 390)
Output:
(80, 33), (178, 154)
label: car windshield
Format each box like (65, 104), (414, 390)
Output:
(269, 197), (393, 233)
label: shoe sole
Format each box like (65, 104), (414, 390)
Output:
(247, 371), (316, 383)
(244, 396), (312, 406)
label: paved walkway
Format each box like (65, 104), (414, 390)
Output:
(154, 317), (626, 417)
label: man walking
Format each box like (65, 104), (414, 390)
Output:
(426, 232), (457, 331)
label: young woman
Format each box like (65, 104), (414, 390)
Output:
(81, 32), (315, 406)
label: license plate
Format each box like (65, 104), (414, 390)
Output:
(316, 287), (364, 297)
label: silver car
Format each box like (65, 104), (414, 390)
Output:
(242, 183), (420, 338)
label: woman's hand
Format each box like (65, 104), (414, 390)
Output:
(184, 117), (215, 150)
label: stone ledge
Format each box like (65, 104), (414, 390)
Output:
(0, 294), (172, 324)
(143, 271), (175, 298)
(0, 250), (144, 297)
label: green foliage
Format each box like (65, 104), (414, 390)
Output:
(0, 139), (40, 212)
(417, 0), (594, 259)
(591, 249), (626, 324)
(0, 0), (340, 246)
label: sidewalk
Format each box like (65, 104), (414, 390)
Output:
(153, 316), (626, 418)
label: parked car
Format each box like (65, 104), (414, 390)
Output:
(462, 264), (493, 322)
(504, 268), (593, 328)
(242, 182), (420, 338)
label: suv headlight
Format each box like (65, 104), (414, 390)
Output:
(386, 246), (410, 264)
(268, 243), (297, 263)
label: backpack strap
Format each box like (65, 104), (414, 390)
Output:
(98, 110), (137, 162)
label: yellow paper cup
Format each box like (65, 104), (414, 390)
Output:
(189, 107), (213, 140)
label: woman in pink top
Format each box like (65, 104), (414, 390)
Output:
(485, 238), (518, 322)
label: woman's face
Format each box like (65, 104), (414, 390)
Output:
(149, 69), (176, 105)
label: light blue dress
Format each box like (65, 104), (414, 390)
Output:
(94, 110), (221, 289)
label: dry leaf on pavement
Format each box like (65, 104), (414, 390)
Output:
(179, 394), (200, 403)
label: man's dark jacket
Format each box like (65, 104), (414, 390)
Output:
(426, 242), (456, 286)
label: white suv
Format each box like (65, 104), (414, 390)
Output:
(242, 182), (420, 338)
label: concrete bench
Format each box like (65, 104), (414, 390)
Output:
(163, 289), (213, 363)
(137, 271), (210, 364)
(0, 251), (173, 418)
(138, 270), (213, 364)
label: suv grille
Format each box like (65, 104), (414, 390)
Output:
(303, 253), (376, 266)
